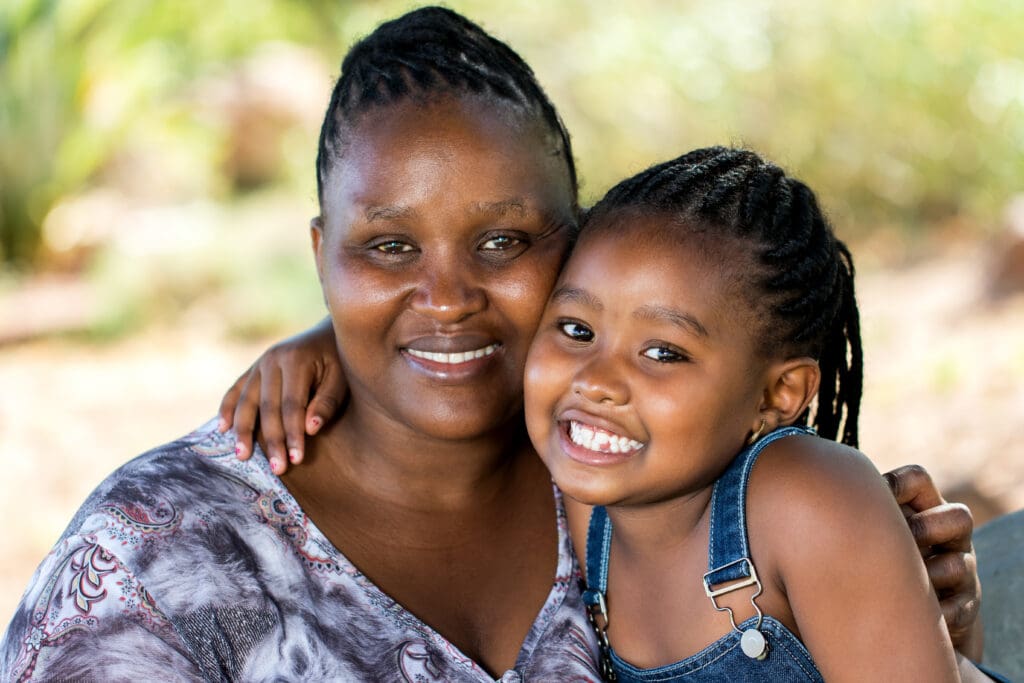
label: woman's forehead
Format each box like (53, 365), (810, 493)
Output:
(320, 96), (575, 225)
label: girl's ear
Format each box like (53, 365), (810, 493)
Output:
(310, 216), (326, 284)
(756, 358), (821, 432)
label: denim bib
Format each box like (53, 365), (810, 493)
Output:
(582, 426), (824, 682)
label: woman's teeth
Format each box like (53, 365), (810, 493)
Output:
(406, 343), (499, 365)
(569, 420), (644, 454)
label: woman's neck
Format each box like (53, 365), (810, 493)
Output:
(306, 400), (534, 512)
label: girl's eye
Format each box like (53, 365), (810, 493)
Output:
(374, 240), (414, 254)
(558, 320), (594, 342)
(480, 235), (523, 251)
(642, 346), (688, 363)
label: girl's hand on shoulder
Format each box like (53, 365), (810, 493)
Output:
(884, 464), (982, 661)
(218, 317), (346, 474)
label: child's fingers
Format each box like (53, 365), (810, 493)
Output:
(258, 366), (289, 476)
(305, 362), (347, 435)
(280, 364), (315, 466)
(232, 369), (262, 461)
(217, 371), (248, 432)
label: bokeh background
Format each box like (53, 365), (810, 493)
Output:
(2, 0), (1023, 621)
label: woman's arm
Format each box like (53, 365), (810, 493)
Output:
(218, 316), (346, 474)
(884, 464), (982, 660)
(756, 437), (960, 681)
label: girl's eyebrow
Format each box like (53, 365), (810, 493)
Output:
(550, 286), (602, 310)
(634, 304), (709, 337)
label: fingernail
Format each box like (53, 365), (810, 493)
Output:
(272, 458), (284, 474)
(218, 418), (227, 432)
(235, 443), (245, 457)
(309, 416), (322, 431)
(289, 448), (301, 464)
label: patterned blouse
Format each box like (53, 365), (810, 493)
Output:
(1, 420), (601, 681)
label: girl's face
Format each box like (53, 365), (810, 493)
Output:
(524, 212), (773, 507)
(313, 95), (575, 442)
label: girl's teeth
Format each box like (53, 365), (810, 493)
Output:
(568, 421), (643, 454)
(406, 344), (498, 364)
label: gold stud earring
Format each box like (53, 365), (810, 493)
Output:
(747, 418), (767, 445)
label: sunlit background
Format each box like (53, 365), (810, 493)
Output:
(2, 0), (1023, 621)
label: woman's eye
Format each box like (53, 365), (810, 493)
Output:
(374, 240), (414, 254)
(558, 321), (594, 342)
(642, 346), (687, 363)
(480, 235), (522, 251)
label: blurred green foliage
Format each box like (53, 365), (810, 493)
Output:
(1, 0), (1022, 335)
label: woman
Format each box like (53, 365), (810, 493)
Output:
(2, 8), (986, 681)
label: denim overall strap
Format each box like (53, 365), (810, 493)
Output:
(704, 426), (815, 586)
(583, 505), (612, 599)
(582, 505), (616, 680)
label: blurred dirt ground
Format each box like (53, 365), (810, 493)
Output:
(2, 245), (1023, 624)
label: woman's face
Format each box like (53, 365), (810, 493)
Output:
(313, 95), (576, 441)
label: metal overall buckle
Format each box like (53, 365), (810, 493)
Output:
(702, 557), (769, 660)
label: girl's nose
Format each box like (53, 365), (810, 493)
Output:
(409, 263), (487, 324)
(571, 353), (630, 406)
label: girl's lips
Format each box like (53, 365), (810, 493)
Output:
(556, 416), (646, 466)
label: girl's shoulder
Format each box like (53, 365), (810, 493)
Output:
(748, 433), (893, 524)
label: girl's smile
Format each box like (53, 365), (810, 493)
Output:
(524, 210), (774, 508)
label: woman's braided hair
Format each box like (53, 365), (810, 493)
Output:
(316, 6), (577, 206)
(588, 146), (862, 446)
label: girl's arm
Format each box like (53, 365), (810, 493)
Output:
(754, 436), (960, 681)
(218, 316), (346, 474)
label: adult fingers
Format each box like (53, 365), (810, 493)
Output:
(883, 464), (944, 512)
(908, 503), (975, 554)
(304, 362), (347, 435)
(940, 591), (983, 659)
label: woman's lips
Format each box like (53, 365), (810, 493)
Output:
(404, 343), (500, 364)
(400, 342), (502, 381)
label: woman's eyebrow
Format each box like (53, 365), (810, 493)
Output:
(473, 199), (527, 216)
(550, 286), (602, 310)
(634, 304), (709, 338)
(365, 205), (416, 222)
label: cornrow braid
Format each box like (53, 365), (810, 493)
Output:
(587, 146), (863, 446)
(316, 6), (577, 206)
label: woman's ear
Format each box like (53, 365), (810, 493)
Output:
(757, 358), (821, 430)
(310, 216), (325, 284)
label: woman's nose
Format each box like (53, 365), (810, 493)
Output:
(571, 353), (630, 406)
(409, 261), (487, 324)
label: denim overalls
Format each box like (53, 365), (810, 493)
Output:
(582, 426), (824, 682)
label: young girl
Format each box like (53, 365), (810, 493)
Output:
(521, 146), (959, 680)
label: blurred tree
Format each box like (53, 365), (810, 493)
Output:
(2, 0), (1022, 270)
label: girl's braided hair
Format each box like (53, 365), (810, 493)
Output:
(588, 147), (862, 445)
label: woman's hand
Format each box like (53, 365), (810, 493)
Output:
(218, 317), (347, 474)
(884, 464), (983, 661)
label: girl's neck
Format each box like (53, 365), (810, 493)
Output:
(604, 487), (715, 558)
